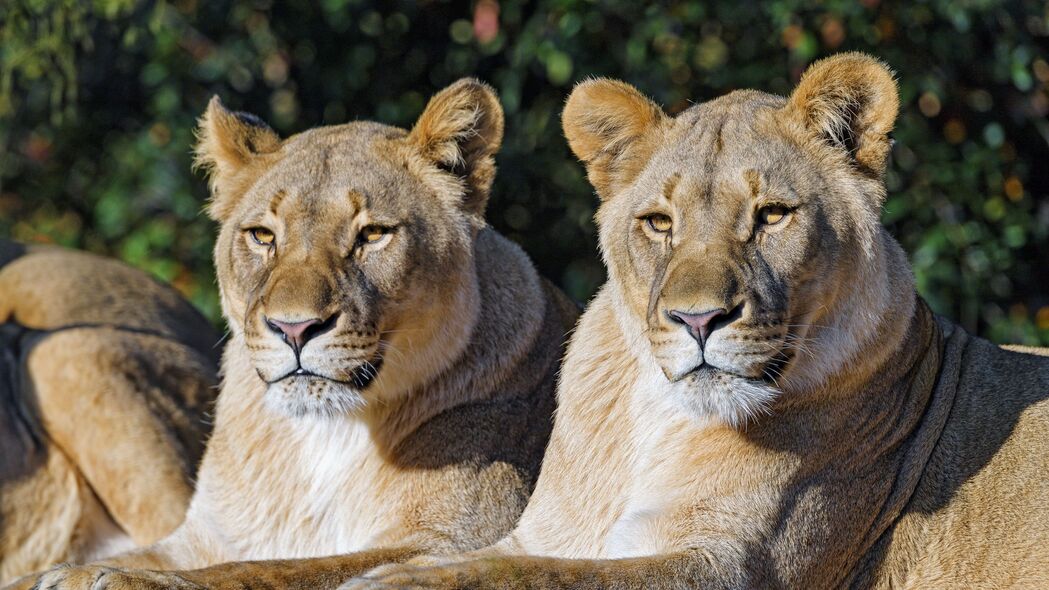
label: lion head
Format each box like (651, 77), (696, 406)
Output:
(563, 53), (911, 426)
(195, 79), (503, 416)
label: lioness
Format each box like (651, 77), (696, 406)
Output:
(349, 53), (1049, 588)
(0, 242), (219, 585)
(16, 79), (577, 590)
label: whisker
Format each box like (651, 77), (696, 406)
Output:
(380, 328), (427, 335)
(782, 304), (828, 323)
(377, 341), (409, 364)
(783, 323), (836, 331)
(761, 365), (785, 390)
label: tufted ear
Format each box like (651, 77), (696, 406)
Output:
(562, 78), (669, 200)
(409, 78), (504, 217)
(194, 96), (281, 221)
(784, 52), (898, 177)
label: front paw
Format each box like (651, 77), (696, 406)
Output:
(30, 565), (202, 590)
(339, 557), (492, 590)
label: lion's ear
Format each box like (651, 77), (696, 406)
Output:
(194, 96), (281, 221)
(562, 79), (668, 200)
(784, 52), (898, 177)
(409, 78), (504, 217)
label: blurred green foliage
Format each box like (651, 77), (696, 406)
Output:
(1, 0), (1047, 343)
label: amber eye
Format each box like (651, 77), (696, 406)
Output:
(359, 225), (390, 245)
(645, 214), (673, 233)
(249, 227), (275, 246)
(757, 205), (790, 227)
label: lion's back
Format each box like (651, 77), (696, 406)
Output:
(891, 329), (1049, 588)
(0, 242), (218, 357)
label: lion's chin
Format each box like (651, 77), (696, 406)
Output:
(674, 366), (779, 428)
(264, 376), (367, 418)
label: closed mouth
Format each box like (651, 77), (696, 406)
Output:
(269, 357), (384, 390)
(683, 363), (758, 383)
(687, 364), (726, 379)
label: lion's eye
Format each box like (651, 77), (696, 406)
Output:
(757, 205), (790, 227)
(249, 227), (275, 246)
(645, 214), (673, 233)
(359, 225), (390, 245)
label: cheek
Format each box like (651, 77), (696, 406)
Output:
(216, 231), (266, 319)
(608, 243), (648, 317)
(233, 242), (271, 294)
(360, 227), (465, 306)
(754, 220), (834, 314)
(606, 219), (665, 313)
(766, 238), (808, 281)
(360, 239), (411, 296)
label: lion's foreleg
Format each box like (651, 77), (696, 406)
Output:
(342, 550), (751, 590)
(171, 547), (421, 590)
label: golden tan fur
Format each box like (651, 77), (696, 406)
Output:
(349, 53), (1049, 589)
(0, 242), (219, 585)
(13, 79), (578, 590)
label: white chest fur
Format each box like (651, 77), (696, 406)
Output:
(602, 368), (715, 559)
(194, 415), (392, 561)
(285, 417), (382, 556)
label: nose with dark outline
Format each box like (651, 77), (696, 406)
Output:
(668, 307), (729, 348)
(265, 314), (339, 353)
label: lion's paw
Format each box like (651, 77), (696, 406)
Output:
(30, 565), (201, 590)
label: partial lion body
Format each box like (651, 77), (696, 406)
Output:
(29, 230), (577, 590)
(0, 242), (219, 585)
(12, 79), (579, 590)
(468, 294), (1049, 589)
(141, 229), (574, 568)
(859, 322), (1049, 588)
(350, 53), (1049, 589)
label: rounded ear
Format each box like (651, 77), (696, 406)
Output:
(783, 52), (899, 177)
(409, 78), (504, 217)
(194, 96), (281, 221)
(562, 78), (668, 200)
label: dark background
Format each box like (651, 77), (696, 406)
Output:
(1, 0), (1047, 343)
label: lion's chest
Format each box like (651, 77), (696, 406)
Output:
(601, 373), (746, 559)
(204, 418), (397, 560)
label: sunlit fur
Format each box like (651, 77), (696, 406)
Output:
(576, 70), (902, 427)
(14, 80), (578, 590)
(0, 243), (217, 585)
(204, 117), (484, 418)
(348, 52), (1049, 590)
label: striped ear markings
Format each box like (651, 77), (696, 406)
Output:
(784, 52), (899, 177)
(562, 78), (669, 200)
(409, 78), (504, 216)
(194, 96), (281, 221)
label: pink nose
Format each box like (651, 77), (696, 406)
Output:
(668, 308), (728, 347)
(265, 315), (336, 352)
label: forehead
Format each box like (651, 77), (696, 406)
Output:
(641, 90), (806, 201)
(249, 122), (418, 214)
